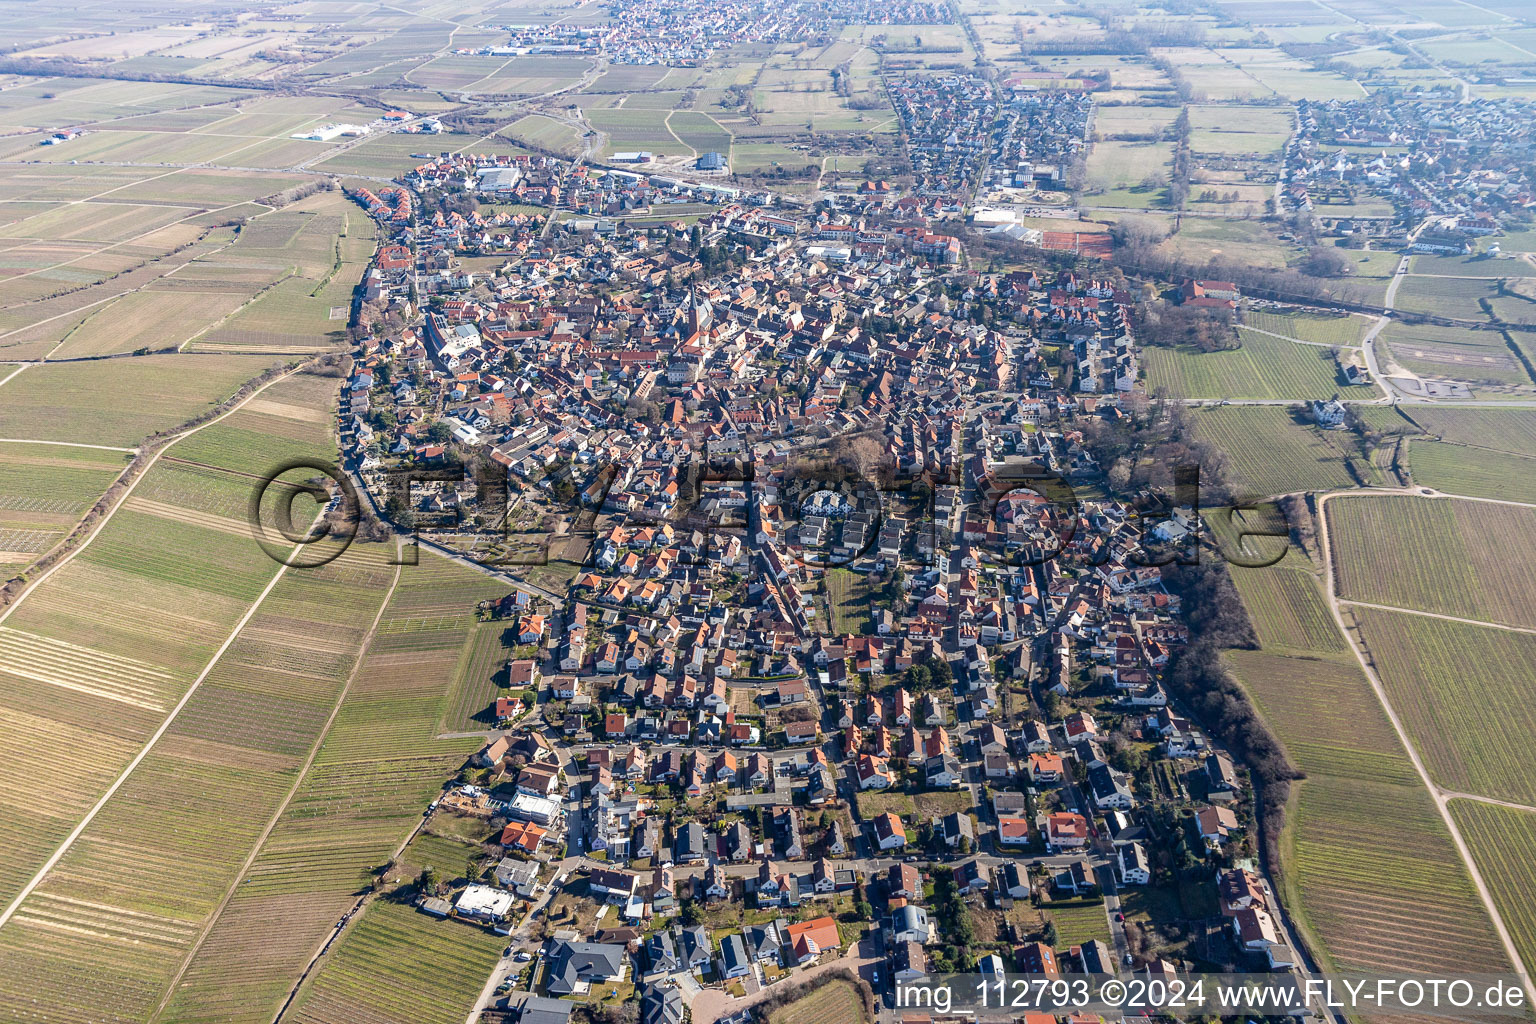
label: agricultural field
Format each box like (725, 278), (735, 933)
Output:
(502, 114), (585, 156)
(286, 900), (503, 1024)
(1378, 321), (1532, 390)
(767, 978), (870, 1024)
(1147, 216), (1300, 271)
(1393, 273), (1503, 322)
(1449, 801), (1536, 982)
(822, 568), (873, 636)
(317, 132), (528, 178)
(1143, 331), (1371, 401)
(1082, 141), (1175, 208)
(1327, 494), (1536, 630)
(1188, 406), (1380, 499)
(588, 108), (689, 158)
(1355, 607), (1536, 806)
(50, 288), (253, 358)
(437, 619), (518, 733)
(1241, 310), (1370, 347)
(0, 354), (282, 446)
(1044, 899), (1113, 948)
(158, 556), (508, 1024)
(189, 193), (377, 353)
(0, 442), (127, 566)
(1402, 407), (1536, 457)
(1224, 556), (1514, 978)
(0, 543), (397, 1024)
(1405, 439), (1536, 505)
(1187, 102), (1292, 155)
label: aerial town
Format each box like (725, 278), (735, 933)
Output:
(325, 92), (1367, 1024)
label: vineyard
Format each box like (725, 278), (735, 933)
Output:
(1405, 439), (1536, 505)
(159, 556), (508, 1024)
(1282, 773), (1513, 976)
(1328, 494), (1536, 630)
(1449, 800), (1536, 979)
(0, 442), (127, 564)
(1189, 406), (1379, 499)
(1403, 407), (1536, 457)
(1143, 330), (1373, 401)
(1241, 309), (1370, 347)
(0, 465), (288, 914)
(1355, 607), (1536, 806)
(0, 544), (397, 1024)
(287, 900), (503, 1024)
(1228, 553), (1347, 655)
(0, 354), (280, 447)
(1222, 550), (1511, 979)
(438, 620), (518, 733)
(768, 978), (871, 1024)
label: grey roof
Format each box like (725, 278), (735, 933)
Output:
(521, 997), (574, 1024)
(545, 941), (627, 995)
(676, 822), (707, 859)
(719, 933), (748, 972)
(678, 924), (711, 964)
(645, 931), (678, 972)
(641, 985), (685, 1024)
(745, 922), (780, 957)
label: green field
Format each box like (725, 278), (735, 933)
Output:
(189, 193), (377, 353)
(1224, 557), (1515, 977)
(0, 544), (396, 1024)
(437, 619), (517, 733)
(1355, 607), (1536, 806)
(823, 568), (873, 636)
(158, 556), (508, 1024)
(1189, 406), (1380, 499)
(0, 442), (127, 565)
(1449, 801), (1536, 983)
(1044, 898), (1113, 947)
(1405, 439), (1536, 505)
(0, 354), (282, 446)
(1241, 310), (1369, 347)
(1327, 494), (1536, 630)
(1403, 406), (1536, 457)
(767, 978), (870, 1024)
(1144, 331), (1372, 401)
(287, 900), (504, 1024)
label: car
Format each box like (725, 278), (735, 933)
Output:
(1116, 912), (1125, 922)
(504, 946), (514, 957)
(515, 951), (533, 962)
(1123, 954), (1134, 966)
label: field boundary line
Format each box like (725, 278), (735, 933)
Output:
(148, 558), (405, 1024)
(1338, 598), (1536, 636)
(0, 437), (137, 452)
(0, 365), (26, 390)
(1443, 792), (1536, 815)
(1317, 489), (1535, 995)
